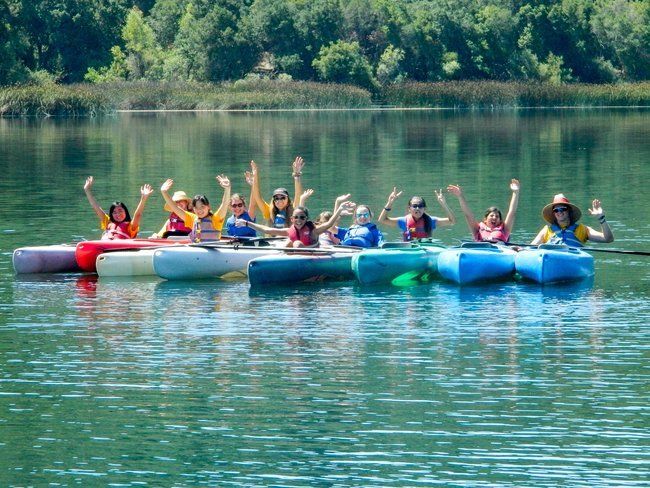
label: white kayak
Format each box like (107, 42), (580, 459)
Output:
(96, 249), (158, 277)
(13, 244), (80, 274)
(153, 242), (283, 280)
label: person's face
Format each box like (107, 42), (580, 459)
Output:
(484, 211), (502, 227)
(291, 211), (308, 229)
(193, 201), (210, 218)
(273, 194), (289, 210)
(408, 199), (426, 218)
(355, 206), (371, 225)
(230, 198), (246, 217)
(552, 205), (570, 225)
(177, 200), (189, 211)
(112, 205), (127, 223)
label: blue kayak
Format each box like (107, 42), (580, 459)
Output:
(248, 248), (359, 286)
(437, 242), (516, 285)
(351, 241), (445, 285)
(515, 244), (594, 284)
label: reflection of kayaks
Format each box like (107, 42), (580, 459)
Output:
(351, 242), (445, 285)
(515, 244), (594, 284)
(96, 249), (158, 277)
(248, 248), (360, 286)
(437, 242), (516, 285)
(13, 244), (80, 274)
(75, 239), (187, 272)
(153, 243), (282, 280)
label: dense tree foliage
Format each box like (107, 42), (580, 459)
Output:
(1, 0), (648, 86)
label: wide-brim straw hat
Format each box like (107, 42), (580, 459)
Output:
(164, 190), (192, 211)
(542, 193), (582, 224)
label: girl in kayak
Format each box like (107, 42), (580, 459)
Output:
(377, 187), (456, 241)
(151, 190), (193, 238)
(249, 157), (306, 228)
(335, 204), (384, 248)
(531, 194), (614, 246)
(446, 179), (520, 243)
(84, 176), (153, 240)
(235, 199), (355, 247)
(224, 163), (258, 238)
(160, 176), (231, 243)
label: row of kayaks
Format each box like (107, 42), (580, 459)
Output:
(12, 238), (595, 285)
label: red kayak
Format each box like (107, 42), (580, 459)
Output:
(75, 239), (188, 272)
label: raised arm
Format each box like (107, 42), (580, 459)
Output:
(160, 179), (189, 219)
(214, 174), (231, 220)
(130, 184), (153, 230)
(434, 189), (456, 227)
(249, 161), (270, 218)
(244, 167), (257, 219)
(292, 156), (304, 204)
(503, 179), (520, 233)
(377, 187), (404, 227)
(447, 184), (478, 233)
(314, 201), (355, 235)
(234, 218), (288, 236)
(586, 199), (614, 243)
(296, 188), (314, 207)
(83, 176), (106, 220)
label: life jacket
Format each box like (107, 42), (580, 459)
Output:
(287, 222), (317, 246)
(166, 212), (191, 234)
(189, 215), (221, 243)
(271, 210), (288, 229)
(403, 214), (431, 241)
(226, 212), (257, 237)
(475, 222), (510, 243)
(548, 223), (585, 247)
(319, 230), (340, 246)
(342, 223), (382, 248)
(102, 221), (133, 240)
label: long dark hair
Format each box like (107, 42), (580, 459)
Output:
(484, 206), (503, 222)
(271, 196), (294, 228)
(108, 202), (131, 223)
(409, 196), (432, 235)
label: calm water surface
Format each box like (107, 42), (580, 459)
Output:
(0, 110), (649, 486)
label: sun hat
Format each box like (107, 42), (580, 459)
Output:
(272, 187), (290, 197)
(542, 194), (582, 224)
(164, 190), (192, 211)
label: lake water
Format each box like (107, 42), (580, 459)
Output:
(1, 110), (649, 486)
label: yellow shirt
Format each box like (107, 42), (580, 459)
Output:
(100, 214), (138, 238)
(542, 223), (589, 244)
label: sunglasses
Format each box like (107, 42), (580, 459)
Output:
(410, 204), (425, 209)
(273, 195), (288, 201)
(553, 206), (569, 213)
(231, 202), (244, 208)
(356, 212), (370, 218)
(292, 215), (307, 220)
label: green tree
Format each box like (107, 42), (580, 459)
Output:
(312, 40), (377, 90)
(122, 7), (164, 79)
(0, 1), (28, 84)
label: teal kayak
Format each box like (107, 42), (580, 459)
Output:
(437, 242), (516, 285)
(515, 244), (594, 284)
(351, 242), (445, 285)
(248, 248), (359, 286)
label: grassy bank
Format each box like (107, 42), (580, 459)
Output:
(1, 80), (648, 116)
(381, 81), (650, 108)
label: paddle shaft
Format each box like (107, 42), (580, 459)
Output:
(505, 242), (650, 256)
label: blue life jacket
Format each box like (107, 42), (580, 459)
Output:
(549, 223), (584, 247)
(226, 212), (257, 237)
(341, 223), (383, 248)
(272, 210), (287, 228)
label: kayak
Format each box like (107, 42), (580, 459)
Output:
(437, 242), (516, 285)
(153, 242), (283, 280)
(96, 249), (158, 277)
(351, 242), (445, 285)
(13, 244), (80, 274)
(515, 244), (594, 284)
(75, 238), (188, 272)
(248, 248), (360, 286)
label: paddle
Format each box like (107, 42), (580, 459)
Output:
(503, 242), (650, 256)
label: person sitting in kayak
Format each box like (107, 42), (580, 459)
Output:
(249, 157), (306, 229)
(160, 176), (231, 243)
(235, 199), (355, 248)
(84, 176), (153, 240)
(446, 179), (520, 243)
(335, 204), (384, 248)
(224, 163), (259, 238)
(151, 190), (193, 238)
(377, 187), (455, 241)
(531, 194), (613, 247)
